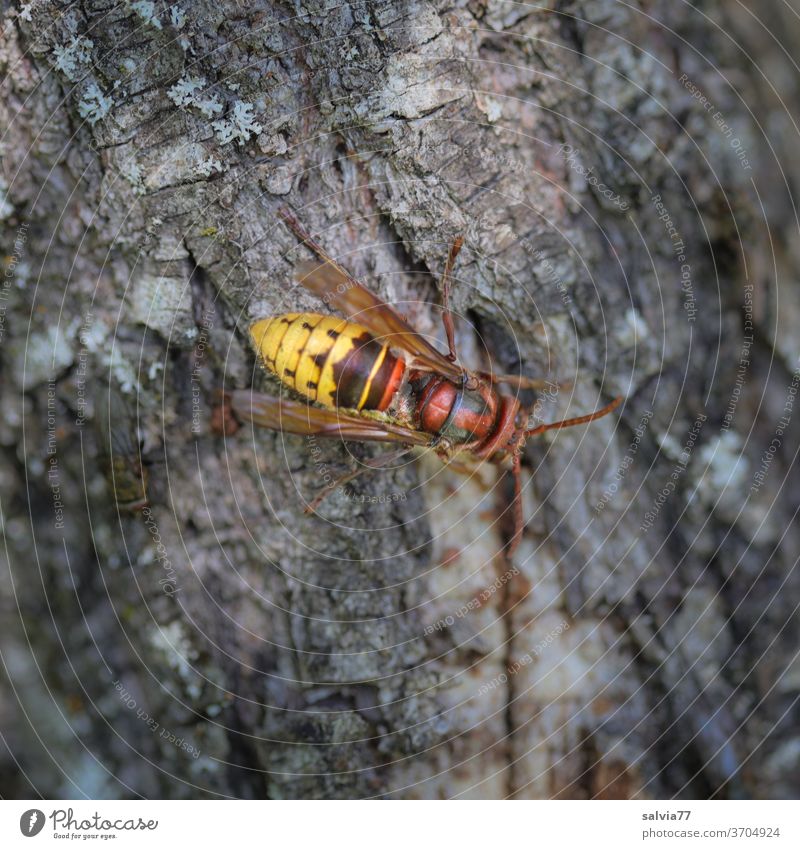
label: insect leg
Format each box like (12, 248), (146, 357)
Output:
(506, 452), (524, 557)
(439, 235), (465, 363)
(525, 395), (622, 437)
(304, 446), (415, 515)
(210, 391), (240, 437)
(481, 373), (570, 392)
(278, 207), (356, 280)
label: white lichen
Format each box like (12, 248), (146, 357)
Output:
(74, 315), (108, 352)
(121, 158), (146, 195)
(697, 431), (750, 500)
(62, 8), (80, 34)
(195, 156), (224, 177)
(168, 75), (223, 118)
(21, 325), (76, 390)
(102, 348), (141, 394)
(129, 0), (163, 30)
(12, 261), (31, 287)
(77, 83), (113, 124)
(212, 101), (263, 146)
(19, 3), (34, 22)
(168, 4), (186, 28)
(149, 622), (198, 683)
(341, 44), (359, 62)
(617, 307), (649, 348)
(194, 95), (223, 118)
(167, 74), (204, 105)
(0, 180), (13, 220)
(52, 35), (94, 81)
(476, 94), (503, 123)
(657, 432), (684, 462)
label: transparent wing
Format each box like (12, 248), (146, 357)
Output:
(294, 260), (465, 382)
(228, 390), (431, 446)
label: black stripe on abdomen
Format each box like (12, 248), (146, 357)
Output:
(363, 348), (401, 410)
(332, 332), (384, 409)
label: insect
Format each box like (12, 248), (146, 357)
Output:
(226, 209), (621, 555)
(97, 384), (149, 512)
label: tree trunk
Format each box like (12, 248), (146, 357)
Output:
(1, 0), (798, 799)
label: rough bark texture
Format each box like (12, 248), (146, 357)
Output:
(1, 0), (798, 799)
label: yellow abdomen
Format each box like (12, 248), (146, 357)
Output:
(250, 313), (405, 411)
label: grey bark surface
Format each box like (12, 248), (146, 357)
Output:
(1, 0), (798, 799)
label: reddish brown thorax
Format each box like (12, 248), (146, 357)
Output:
(413, 375), (495, 443)
(410, 374), (514, 450)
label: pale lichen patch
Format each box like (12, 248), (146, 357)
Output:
(0, 179), (14, 220)
(656, 431), (686, 462)
(20, 324), (75, 390)
(51, 35), (94, 81)
(697, 431), (749, 499)
(212, 101), (263, 146)
(129, 0), (163, 30)
(195, 156), (224, 177)
(167, 74), (204, 105)
(167, 74), (223, 118)
(616, 308), (648, 349)
(120, 157), (146, 195)
(101, 348), (141, 395)
(168, 4), (186, 29)
(475, 93), (503, 123)
(77, 82), (113, 124)
(695, 431), (750, 524)
(148, 622), (199, 699)
(120, 57), (138, 75)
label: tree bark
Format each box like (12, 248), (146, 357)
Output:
(1, 0), (798, 799)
